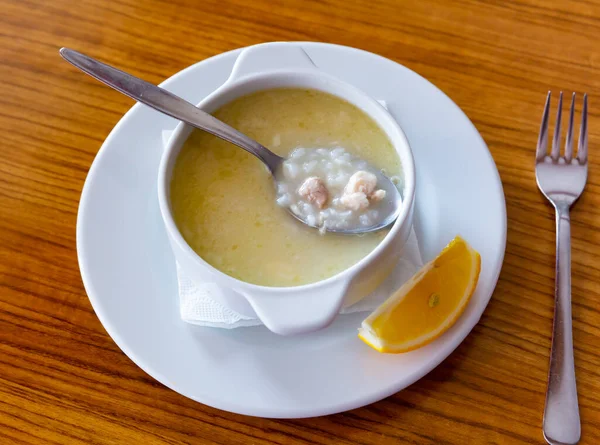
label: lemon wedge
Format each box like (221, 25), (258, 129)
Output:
(358, 236), (481, 353)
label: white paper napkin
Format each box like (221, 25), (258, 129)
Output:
(162, 99), (423, 328)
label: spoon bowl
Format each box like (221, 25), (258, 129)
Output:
(277, 162), (403, 234)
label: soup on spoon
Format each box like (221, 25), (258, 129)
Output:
(275, 147), (400, 233)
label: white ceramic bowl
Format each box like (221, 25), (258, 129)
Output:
(158, 42), (416, 335)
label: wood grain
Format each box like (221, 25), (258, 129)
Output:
(1, 0), (600, 443)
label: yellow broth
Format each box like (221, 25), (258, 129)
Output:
(170, 88), (401, 287)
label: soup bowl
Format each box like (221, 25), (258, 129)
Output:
(158, 42), (416, 335)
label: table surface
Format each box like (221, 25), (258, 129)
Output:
(2, 0), (600, 443)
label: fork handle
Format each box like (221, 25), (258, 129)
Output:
(543, 203), (580, 445)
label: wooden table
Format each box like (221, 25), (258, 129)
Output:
(2, 0), (599, 443)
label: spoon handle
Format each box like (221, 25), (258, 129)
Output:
(59, 48), (283, 173)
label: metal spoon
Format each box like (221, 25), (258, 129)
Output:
(59, 48), (401, 234)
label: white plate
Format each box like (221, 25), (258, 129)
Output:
(77, 42), (507, 418)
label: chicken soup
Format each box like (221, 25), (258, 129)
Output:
(170, 88), (401, 287)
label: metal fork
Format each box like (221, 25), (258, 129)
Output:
(536, 91), (588, 445)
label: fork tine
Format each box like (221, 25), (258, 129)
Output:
(551, 92), (563, 160)
(577, 94), (588, 163)
(565, 93), (576, 162)
(537, 91), (551, 161)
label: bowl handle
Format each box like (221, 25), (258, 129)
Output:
(228, 42), (318, 82)
(241, 280), (350, 335)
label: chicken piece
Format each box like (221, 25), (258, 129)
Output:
(341, 171), (386, 210)
(369, 189), (386, 202)
(344, 171), (378, 196)
(340, 192), (370, 211)
(298, 176), (329, 209)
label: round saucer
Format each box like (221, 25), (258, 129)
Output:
(77, 42), (506, 418)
